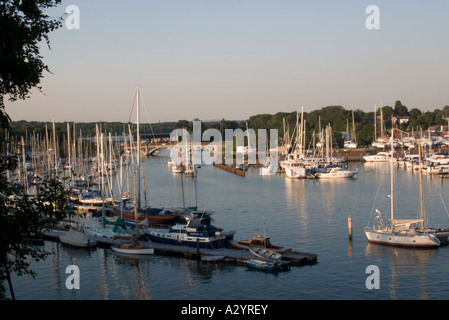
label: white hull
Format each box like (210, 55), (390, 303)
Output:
(364, 229), (440, 247)
(60, 229), (97, 248)
(84, 227), (134, 239)
(316, 167), (357, 179)
(111, 245), (154, 255)
(284, 165), (307, 179)
(259, 164), (278, 176)
(363, 155), (390, 162)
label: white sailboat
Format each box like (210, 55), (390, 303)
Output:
(415, 142), (449, 244)
(281, 107), (307, 179)
(364, 129), (440, 248)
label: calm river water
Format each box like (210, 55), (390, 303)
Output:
(8, 150), (449, 301)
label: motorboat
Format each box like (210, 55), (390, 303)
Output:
(230, 236), (292, 254)
(315, 167), (358, 178)
(363, 152), (391, 162)
(245, 259), (287, 272)
(143, 217), (235, 249)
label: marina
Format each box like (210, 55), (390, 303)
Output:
(5, 97), (449, 299)
(8, 150), (449, 300)
(2, 0), (449, 305)
(42, 216), (317, 267)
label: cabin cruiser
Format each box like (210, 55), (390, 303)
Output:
(144, 217), (235, 249)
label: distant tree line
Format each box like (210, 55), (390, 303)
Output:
(6, 101), (449, 150)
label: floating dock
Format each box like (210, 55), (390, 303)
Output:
(213, 163), (246, 176)
(43, 230), (317, 268)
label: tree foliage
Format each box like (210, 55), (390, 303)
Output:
(0, 0), (67, 300)
(0, 0), (63, 120)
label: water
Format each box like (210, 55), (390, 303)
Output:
(8, 152), (449, 300)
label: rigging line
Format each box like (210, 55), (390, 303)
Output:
(368, 167), (385, 226)
(438, 191), (449, 219)
(139, 91), (166, 167)
(127, 91), (137, 124)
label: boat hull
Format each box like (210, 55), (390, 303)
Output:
(245, 259), (284, 272)
(364, 229), (440, 247)
(60, 229), (97, 248)
(316, 169), (358, 178)
(111, 244), (154, 255)
(144, 231), (232, 249)
(144, 217), (235, 249)
(284, 166), (307, 179)
(84, 227), (134, 239)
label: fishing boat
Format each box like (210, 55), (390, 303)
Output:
(144, 217), (235, 249)
(364, 129), (441, 248)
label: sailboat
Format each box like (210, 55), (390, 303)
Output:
(415, 142), (449, 244)
(111, 87), (154, 255)
(280, 107), (307, 179)
(344, 111), (358, 149)
(364, 128), (441, 248)
(111, 170), (154, 254)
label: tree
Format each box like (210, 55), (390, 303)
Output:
(0, 0), (67, 300)
(0, 174), (72, 299)
(394, 100), (409, 116)
(0, 0), (63, 122)
(409, 108), (422, 120)
(443, 105), (449, 119)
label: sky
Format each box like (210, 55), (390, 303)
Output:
(5, 0), (449, 123)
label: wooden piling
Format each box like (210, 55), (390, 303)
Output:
(348, 216), (353, 240)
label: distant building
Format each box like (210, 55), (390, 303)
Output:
(392, 116), (409, 125)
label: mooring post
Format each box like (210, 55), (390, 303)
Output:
(348, 215), (353, 240)
(196, 238), (200, 260)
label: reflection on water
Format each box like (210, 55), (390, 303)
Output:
(365, 243), (438, 299)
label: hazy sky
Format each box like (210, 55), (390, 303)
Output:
(5, 0), (449, 123)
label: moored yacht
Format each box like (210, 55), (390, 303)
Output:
(363, 152), (391, 162)
(144, 217), (235, 249)
(364, 130), (441, 248)
(315, 167), (358, 179)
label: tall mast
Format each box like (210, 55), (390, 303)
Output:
(136, 86), (141, 209)
(352, 110), (356, 143)
(374, 104), (377, 141)
(418, 142), (424, 228)
(390, 128), (394, 225)
(52, 117), (57, 177)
